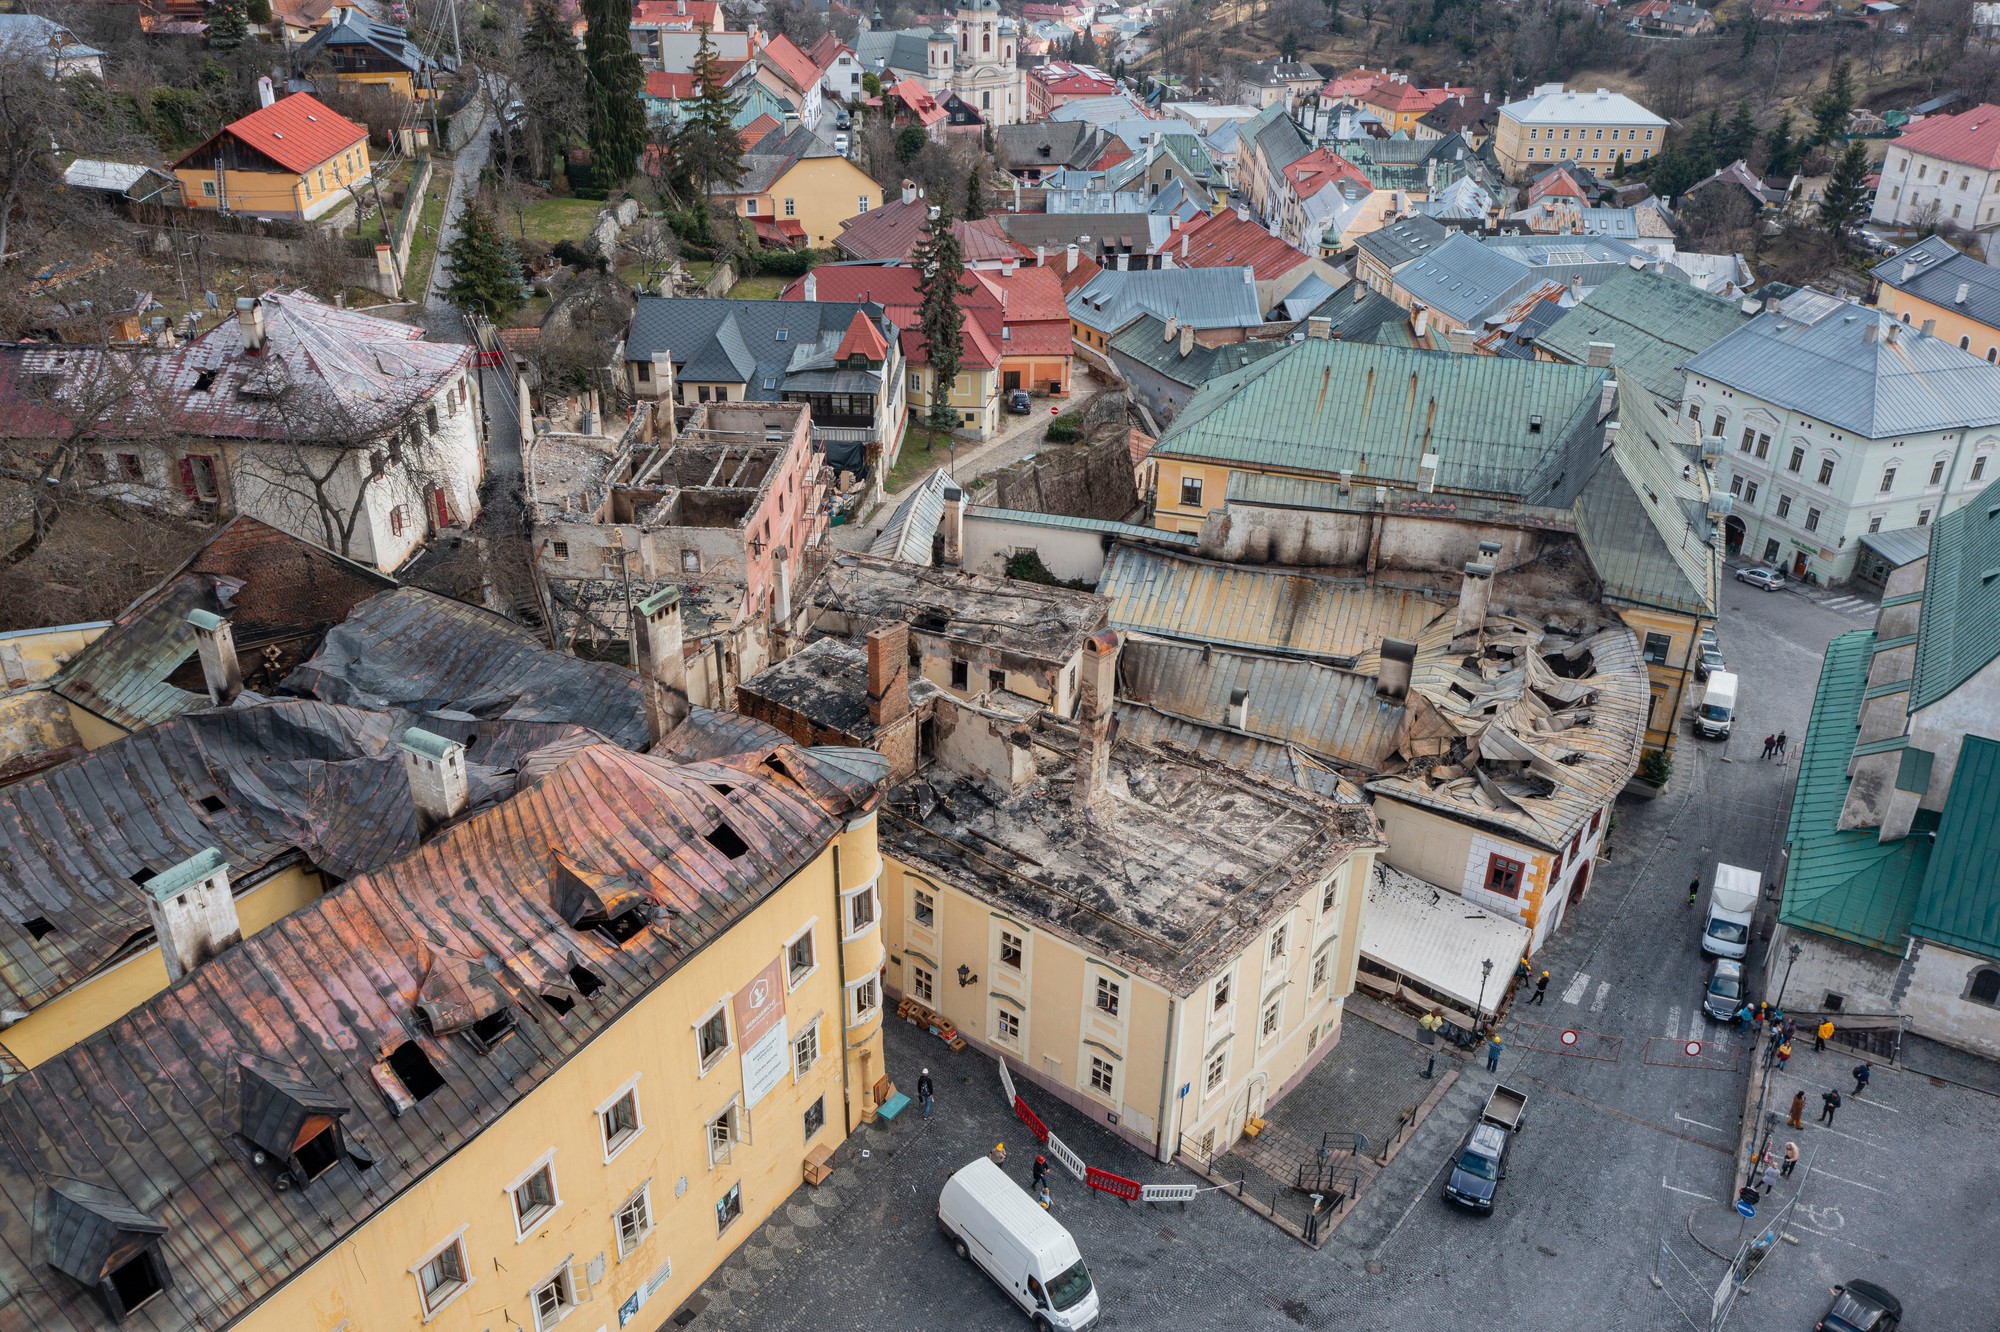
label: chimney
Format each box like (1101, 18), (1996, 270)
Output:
(633, 586), (691, 746)
(1599, 376), (1618, 421)
(1036, 243), (1047, 265)
(1179, 323), (1195, 356)
(1863, 324), (1879, 344)
(1411, 307), (1430, 340)
(1306, 316), (1332, 339)
(145, 847), (241, 984)
(902, 178), (918, 205)
(1901, 259), (1917, 283)
(185, 609), (243, 705)
(772, 545), (793, 627)
(1452, 561), (1494, 646)
(866, 621), (911, 728)
(1353, 281), (1367, 304)
(1885, 322), (1900, 345)
(1066, 242), (1078, 272)
(1417, 451), (1440, 492)
(400, 727), (470, 832)
(1586, 340), (1613, 368)
(1181, 232), (1189, 259)
(1014, 178), (1022, 211)
(1225, 687), (1249, 729)
(1377, 637), (1416, 701)
(941, 484), (965, 565)
(1163, 316), (1179, 342)
(256, 75), (275, 108)
(236, 297), (266, 354)
(1072, 629), (1118, 814)
(1921, 318), (1936, 336)
(803, 270), (818, 301)
(1568, 273), (1583, 302)
(1956, 281), (1971, 305)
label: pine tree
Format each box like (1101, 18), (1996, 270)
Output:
(583, 0), (648, 190)
(1818, 140), (1871, 237)
(444, 203), (525, 317)
(521, 0), (586, 173)
(676, 26), (747, 208)
(1764, 112), (1797, 177)
(1722, 102), (1757, 164)
(207, 0), (248, 51)
(964, 165), (985, 219)
(1811, 58), (1855, 146)
(913, 200), (969, 431)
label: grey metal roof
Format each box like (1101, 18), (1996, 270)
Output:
(995, 120), (1112, 172)
(1683, 298), (2000, 438)
(1275, 274), (1336, 320)
(870, 468), (955, 565)
(1299, 287), (1414, 344)
(1858, 525), (1932, 568)
(1478, 233), (1652, 289)
(1106, 313), (1288, 386)
(1535, 264), (1753, 405)
(853, 27), (932, 77)
(625, 296), (894, 400)
(726, 124), (844, 196)
(1356, 215), (1452, 271)
(1571, 387), (1720, 617)
(1067, 266), (1265, 335)
(1873, 234), (2000, 332)
(1247, 102), (1314, 175)
(999, 212), (1173, 255)
(964, 505), (1201, 544)
(1392, 232), (1534, 326)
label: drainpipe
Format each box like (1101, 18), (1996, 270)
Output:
(832, 842), (854, 1136)
(1155, 995), (1180, 1163)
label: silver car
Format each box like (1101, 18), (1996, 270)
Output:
(1703, 958), (1744, 1022)
(1735, 566), (1785, 590)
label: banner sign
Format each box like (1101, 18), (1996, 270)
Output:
(734, 957), (789, 1107)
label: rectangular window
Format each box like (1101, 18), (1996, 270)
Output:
(784, 198), (796, 216)
(794, 1021), (820, 1077)
(1819, 458), (1836, 485)
(1880, 467), (1897, 493)
(681, 548), (700, 573)
(119, 453), (144, 481)
(531, 1268), (576, 1332)
(1261, 995), (1282, 1040)
(857, 196), (869, 212)
(202, 179), (217, 197)
(1088, 1055), (1115, 1096)
(843, 882), (877, 937)
(1869, 515), (1883, 533)
(616, 1185), (653, 1257)
(1213, 972), (1231, 1010)
(999, 929), (1024, 969)
(1789, 445), (1805, 473)
(1930, 459), (1947, 486)
(1205, 1048), (1227, 1090)
(995, 1007), (1020, 1045)
(1642, 632), (1671, 665)
(745, 198), (758, 213)
(416, 1235), (470, 1316)
(707, 1102), (740, 1167)
(1095, 976), (1120, 1015)
(1745, 481), (1759, 504)
(1485, 854), (1525, 898)
(1268, 923), (1288, 965)
(1179, 476), (1203, 507)
(804, 1095), (826, 1139)
(600, 1087), (642, 1157)
(715, 1182), (743, 1232)
(913, 888), (935, 927)
(1730, 475), (1744, 496)
(512, 1161), (559, 1237)
(1310, 948), (1331, 993)
(911, 963), (934, 1003)
(1805, 507), (1821, 533)
(1320, 876), (1339, 914)
(1974, 456), (1989, 481)
(1756, 434), (1770, 460)
(1740, 427), (1755, 453)
(950, 659), (969, 689)
(786, 925), (816, 987)
(1777, 494), (1792, 520)
(847, 974), (880, 1026)
(1919, 508), (1932, 525)
(1764, 537), (1781, 562)
(697, 1006), (730, 1069)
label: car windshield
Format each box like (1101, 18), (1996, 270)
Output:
(1455, 1149), (1498, 1180)
(1045, 1259), (1093, 1311)
(1827, 1291), (1886, 1328)
(1708, 973), (1742, 999)
(1700, 704), (1733, 721)
(1707, 919), (1750, 944)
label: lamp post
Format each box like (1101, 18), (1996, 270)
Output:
(1774, 939), (1803, 1010)
(1476, 958), (1494, 1030)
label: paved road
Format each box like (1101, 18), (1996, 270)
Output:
(418, 96), (491, 344)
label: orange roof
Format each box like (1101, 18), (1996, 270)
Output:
(1283, 147), (1372, 200)
(1055, 250), (1103, 296)
(1892, 102), (2000, 170)
(805, 31), (852, 72)
(887, 77), (946, 127)
(631, 0), (721, 25)
(1171, 210), (1312, 282)
(739, 112), (782, 151)
(992, 264), (1068, 324)
(760, 33), (820, 93)
(835, 309), (890, 361)
(179, 92), (365, 175)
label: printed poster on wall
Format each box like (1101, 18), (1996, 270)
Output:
(734, 955), (790, 1108)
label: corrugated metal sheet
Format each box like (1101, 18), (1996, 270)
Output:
(1857, 525), (1931, 569)
(965, 506), (1199, 545)
(1911, 480), (2000, 710)
(0, 740), (878, 1332)
(1391, 233), (1533, 326)
(1099, 545), (1450, 661)
(1112, 703), (1358, 801)
(1909, 734), (2000, 956)
(869, 469), (954, 566)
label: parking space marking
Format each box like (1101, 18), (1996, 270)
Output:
(1562, 972), (1590, 1005)
(1673, 1112), (1725, 1133)
(1808, 1168), (1885, 1195)
(1592, 981), (1610, 1012)
(1660, 1177), (1714, 1200)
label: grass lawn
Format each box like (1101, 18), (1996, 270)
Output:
(884, 426), (960, 494)
(515, 196), (605, 245)
(726, 273), (788, 299)
(400, 164), (452, 302)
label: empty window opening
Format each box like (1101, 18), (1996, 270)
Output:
(385, 1040), (446, 1102)
(292, 1123), (341, 1181)
(199, 795), (227, 814)
(469, 1008), (517, 1052)
(541, 991), (576, 1017)
(106, 1250), (168, 1317)
(129, 867), (156, 886)
(704, 820), (750, 859)
(21, 916), (54, 941)
(568, 963), (605, 997)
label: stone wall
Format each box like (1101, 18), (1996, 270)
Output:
(988, 396), (1138, 521)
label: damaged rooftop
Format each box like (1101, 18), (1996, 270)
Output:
(740, 634), (943, 740)
(528, 402), (808, 532)
(810, 554), (1109, 662)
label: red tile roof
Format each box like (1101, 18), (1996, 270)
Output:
(887, 77), (946, 127)
(739, 112), (782, 151)
(1093, 139), (1133, 171)
(834, 197), (1023, 263)
(805, 31), (851, 72)
(835, 309), (890, 361)
(631, 0), (721, 25)
(1527, 164), (1590, 203)
(1171, 209), (1312, 282)
(760, 33), (820, 94)
(782, 263), (1004, 369)
(992, 264), (1068, 323)
(1282, 147), (1372, 200)
(179, 92), (364, 175)
(1891, 102), (2000, 170)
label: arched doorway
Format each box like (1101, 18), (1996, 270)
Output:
(1724, 516), (1746, 554)
(1568, 859), (1591, 907)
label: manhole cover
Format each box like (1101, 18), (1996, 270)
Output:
(1364, 1259), (1385, 1275)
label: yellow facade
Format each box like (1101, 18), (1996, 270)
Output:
(1612, 602), (1708, 754)
(907, 364), (1000, 436)
(1493, 114), (1658, 180)
(729, 156), (883, 249)
(0, 622), (108, 687)
(0, 866), (327, 1070)
(1149, 456), (1234, 534)
(176, 140), (371, 219)
(63, 700), (131, 749)
(1876, 285), (2000, 363)
(244, 817), (885, 1332)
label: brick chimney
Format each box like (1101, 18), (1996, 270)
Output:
(1586, 340), (1614, 368)
(400, 727), (469, 833)
(634, 586), (691, 746)
(1179, 323), (1195, 356)
(941, 484), (965, 565)
(186, 609), (243, 705)
(146, 847), (241, 983)
(1072, 629), (1118, 814)
(866, 621), (911, 728)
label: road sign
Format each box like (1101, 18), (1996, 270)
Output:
(1685, 1040), (1702, 1057)
(1560, 1029), (1579, 1046)
(1734, 1199), (1756, 1219)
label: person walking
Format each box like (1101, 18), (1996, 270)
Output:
(1777, 1040), (1793, 1070)
(1761, 734), (1777, 760)
(1759, 1152), (1781, 1196)
(1486, 1034), (1504, 1073)
(1852, 1062), (1871, 1096)
(1820, 1089), (1842, 1124)
(1737, 1004), (1755, 1034)
(1782, 1141), (1800, 1178)
(1782, 1016), (1797, 1045)
(917, 1068), (935, 1118)
(1816, 1018), (1834, 1052)
(991, 1142), (1007, 1165)
(1776, 731), (1789, 758)
(1788, 1090), (1806, 1129)
(1688, 877), (1701, 907)
(1529, 971), (1550, 1004)
(1031, 1154), (1049, 1192)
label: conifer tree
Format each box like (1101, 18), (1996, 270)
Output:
(444, 203), (524, 317)
(679, 26), (747, 205)
(1817, 140), (1871, 237)
(1811, 58), (1855, 146)
(207, 0), (249, 51)
(521, 0), (585, 173)
(913, 200), (969, 431)
(1764, 112), (1798, 177)
(964, 165), (986, 219)
(583, 0), (647, 189)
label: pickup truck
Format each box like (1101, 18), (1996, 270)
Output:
(1442, 1084), (1527, 1213)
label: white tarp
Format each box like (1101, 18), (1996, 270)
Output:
(1359, 864), (1532, 1012)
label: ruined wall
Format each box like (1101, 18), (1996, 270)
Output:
(988, 426), (1140, 521)
(934, 702), (1038, 794)
(1198, 505), (1566, 575)
(0, 690), (84, 783)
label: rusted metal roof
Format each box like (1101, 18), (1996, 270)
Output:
(0, 740), (881, 1331)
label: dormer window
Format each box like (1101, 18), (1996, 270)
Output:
(238, 1058), (352, 1190)
(45, 1185), (173, 1322)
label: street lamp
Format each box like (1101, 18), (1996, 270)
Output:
(1775, 940), (1803, 1010)
(1476, 958), (1494, 1029)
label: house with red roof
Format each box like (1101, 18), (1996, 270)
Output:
(748, 32), (826, 130)
(883, 77), (948, 141)
(1274, 147), (1397, 256)
(1027, 61), (1119, 117)
(1873, 102), (2000, 232)
(1164, 207), (1337, 311)
(171, 91), (369, 221)
(834, 182), (1025, 270)
(805, 31), (863, 102)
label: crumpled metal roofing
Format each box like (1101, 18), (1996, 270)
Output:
(284, 588), (648, 749)
(868, 467), (956, 566)
(0, 740), (880, 1331)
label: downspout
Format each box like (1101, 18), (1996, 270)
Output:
(832, 843), (853, 1136)
(1154, 994), (1180, 1163)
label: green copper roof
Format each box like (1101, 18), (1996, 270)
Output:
(1910, 476), (2000, 711)
(1536, 265), (1753, 406)
(1910, 735), (2000, 960)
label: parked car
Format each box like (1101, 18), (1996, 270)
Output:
(1441, 1085), (1526, 1212)
(1702, 957), (1744, 1022)
(1816, 1281), (1902, 1331)
(1695, 648), (1727, 682)
(939, 1158), (1099, 1329)
(834, 131), (851, 155)
(1699, 624), (1719, 651)
(1007, 389), (1033, 414)
(1736, 566), (1786, 590)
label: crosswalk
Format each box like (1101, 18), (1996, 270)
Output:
(1816, 594), (1877, 619)
(1557, 971), (1614, 1014)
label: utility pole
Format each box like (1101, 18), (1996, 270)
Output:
(447, 0), (462, 67)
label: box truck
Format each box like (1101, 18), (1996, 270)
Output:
(1701, 863), (1761, 959)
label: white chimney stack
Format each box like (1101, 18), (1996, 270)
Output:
(1072, 630), (1118, 812)
(236, 297), (266, 353)
(634, 586), (691, 745)
(185, 609), (243, 705)
(146, 847), (242, 983)
(941, 484), (966, 565)
(1452, 561), (1494, 648)
(400, 727), (470, 832)
(1179, 323), (1195, 356)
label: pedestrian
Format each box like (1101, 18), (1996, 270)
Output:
(1035, 1181), (1052, 1211)
(1788, 1090), (1805, 1129)
(991, 1141), (1007, 1165)
(1688, 877), (1701, 907)
(1852, 1062), (1871, 1096)
(1816, 1018), (1834, 1052)
(1761, 734), (1776, 760)
(1782, 1141), (1800, 1178)
(1529, 970), (1550, 1004)
(1783, 1016), (1797, 1045)
(1031, 1154), (1049, 1191)
(1776, 731), (1789, 758)
(1820, 1089), (1841, 1124)
(1486, 1034), (1503, 1072)
(917, 1067), (935, 1118)
(1515, 956), (1531, 984)
(1737, 1004), (1755, 1034)
(1777, 1040), (1793, 1069)
(1759, 1153), (1781, 1196)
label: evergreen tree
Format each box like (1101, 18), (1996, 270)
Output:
(677, 26), (747, 205)
(1764, 112), (1797, 177)
(896, 124), (928, 163)
(1279, 32), (1299, 61)
(964, 165), (985, 219)
(1721, 102), (1757, 164)
(521, 0), (586, 172)
(1810, 58), (1855, 145)
(1818, 140), (1872, 236)
(207, 0), (248, 51)
(913, 200), (969, 431)
(583, 0), (648, 189)
(1649, 149), (1700, 202)
(444, 203), (525, 317)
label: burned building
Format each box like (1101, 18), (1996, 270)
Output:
(735, 623), (944, 782)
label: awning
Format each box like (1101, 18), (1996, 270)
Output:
(1359, 864), (1532, 1013)
(752, 218), (807, 247)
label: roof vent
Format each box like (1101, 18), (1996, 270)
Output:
(1956, 281), (1971, 305)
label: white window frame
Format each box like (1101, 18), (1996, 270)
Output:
(1310, 946), (1333, 995)
(694, 999), (733, 1074)
(1205, 1046), (1228, 1091)
(1212, 967), (1234, 1012)
(596, 1076), (644, 1163)
(614, 1181), (654, 1259)
(792, 1016), (821, 1080)
(1268, 922), (1289, 966)
(1094, 975), (1120, 1016)
(1260, 993), (1283, 1043)
(784, 919), (818, 991)
(529, 1259), (580, 1332)
(846, 973), (881, 1027)
(910, 961), (935, 1004)
(1319, 874), (1339, 915)
(841, 877), (880, 940)
(998, 927), (1025, 970)
(411, 1226), (473, 1321)
(1087, 1054), (1116, 1100)
(706, 1097), (743, 1168)
(994, 1005), (1021, 1047)
(506, 1150), (563, 1242)
(913, 886), (936, 927)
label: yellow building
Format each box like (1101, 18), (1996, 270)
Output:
(1493, 83), (1667, 181)
(172, 92), (371, 221)
(1872, 235), (2000, 363)
(0, 719), (891, 1332)
(717, 124), (884, 249)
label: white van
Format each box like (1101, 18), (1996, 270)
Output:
(1701, 863), (1760, 959)
(938, 1157), (1100, 1329)
(1694, 670), (1738, 740)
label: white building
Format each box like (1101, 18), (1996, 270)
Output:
(946, 0), (1026, 125)
(1682, 292), (2000, 584)
(1868, 102), (2000, 234)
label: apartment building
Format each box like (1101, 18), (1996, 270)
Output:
(1868, 102), (2000, 233)
(1493, 84), (1666, 181)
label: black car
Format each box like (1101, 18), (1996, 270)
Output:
(1441, 1122), (1508, 1212)
(1007, 389), (1033, 414)
(1817, 1280), (1902, 1331)
(1695, 648), (1726, 681)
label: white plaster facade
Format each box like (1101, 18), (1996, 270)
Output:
(1870, 141), (2000, 231)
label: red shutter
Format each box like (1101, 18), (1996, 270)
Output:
(178, 455), (197, 499)
(432, 485), (450, 529)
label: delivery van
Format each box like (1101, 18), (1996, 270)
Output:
(1694, 670), (1738, 740)
(939, 1157), (1100, 1329)
(1701, 862), (1761, 959)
